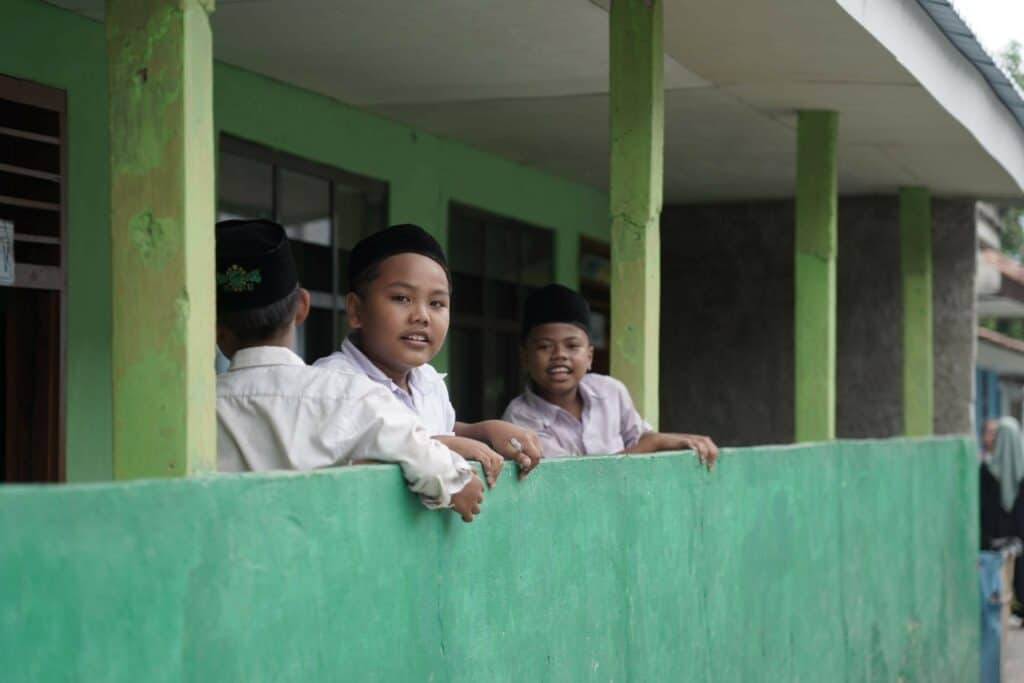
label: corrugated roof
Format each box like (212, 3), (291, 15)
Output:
(916, 0), (1024, 132)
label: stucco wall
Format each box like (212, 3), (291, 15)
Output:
(932, 200), (977, 434)
(0, 438), (978, 682)
(661, 197), (976, 445)
(660, 201), (795, 445)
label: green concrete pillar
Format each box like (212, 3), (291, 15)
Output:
(900, 187), (934, 436)
(107, 0), (217, 478)
(794, 111), (838, 442)
(609, 0), (663, 427)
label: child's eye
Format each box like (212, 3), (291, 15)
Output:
(390, 295), (411, 303)
(430, 300), (448, 309)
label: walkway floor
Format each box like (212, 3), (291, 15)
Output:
(1008, 622), (1024, 682)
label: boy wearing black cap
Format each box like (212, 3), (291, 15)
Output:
(215, 219), (484, 521)
(503, 284), (718, 466)
(314, 224), (542, 485)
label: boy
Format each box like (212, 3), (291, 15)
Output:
(502, 284), (718, 467)
(215, 218), (484, 521)
(314, 224), (542, 485)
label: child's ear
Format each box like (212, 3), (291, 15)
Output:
(216, 326), (237, 359)
(294, 288), (312, 326)
(345, 291), (364, 329)
(586, 344), (594, 371)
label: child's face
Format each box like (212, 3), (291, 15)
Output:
(347, 253), (451, 375)
(522, 322), (594, 399)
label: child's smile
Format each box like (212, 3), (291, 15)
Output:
(347, 253), (451, 386)
(523, 323), (594, 401)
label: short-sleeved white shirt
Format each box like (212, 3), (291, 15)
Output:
(501, 373), (653, 458)
(217, 345), (471, 508)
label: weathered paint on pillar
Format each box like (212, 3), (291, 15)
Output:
(107, 0), (217, 478)
(900, 187), (934, 436)
(610, 0), (663, 427)
(794, 111), (838, 442)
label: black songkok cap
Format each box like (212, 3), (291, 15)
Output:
(348, 224), (449, 291)
(215, 219), (298, 312)
(522, 284), (592, 340)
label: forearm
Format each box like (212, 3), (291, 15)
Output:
(453, 420), (486, 441)
(619, 431), (665, 454)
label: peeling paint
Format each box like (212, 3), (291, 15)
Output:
(107, 4), (184, 177)
(128, 210), (179, 269)
(609, 0), (663, 427)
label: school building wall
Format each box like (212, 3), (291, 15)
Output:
(0, 437), (978, 682)
(660, 197), (976, 446)
(1, 0), (609, 482)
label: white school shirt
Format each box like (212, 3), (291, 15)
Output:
(501, 373), (653, 458)
(217, 345), (472, 508)
(314, 337), (457, 436)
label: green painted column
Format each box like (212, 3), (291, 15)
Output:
(900, 187), (934, 436)
(794, 111), (838, 442)
(107, 0), (217, 478)
(609, 0), (663, 427)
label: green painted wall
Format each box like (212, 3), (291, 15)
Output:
(1, 0), (113, 482)
(2, 0), (609, 479)
(1, 438), (978, 681)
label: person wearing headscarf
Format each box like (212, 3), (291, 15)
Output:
(979, 417), (1024, 617)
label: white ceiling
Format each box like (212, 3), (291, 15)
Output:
(47, 0), (1024, 202)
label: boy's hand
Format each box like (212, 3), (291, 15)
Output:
(450, 473), (484, 522)
(670, 434), (719, 471)
(475, 420), (542, 480)
(433, 435), (504, 488)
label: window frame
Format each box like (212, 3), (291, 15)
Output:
(218, 134), (388, 355)
(448, 202), (555, 421)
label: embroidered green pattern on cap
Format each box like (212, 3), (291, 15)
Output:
(217, 264), (262, 293)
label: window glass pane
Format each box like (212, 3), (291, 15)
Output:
(278, 169), (330, 245)
(492, 332), (522, 419)
(278, 169), (331, 293)
(487, 279), (519, 320)
(449, 213), (484, 277)
(449, 327), (483, 423)
(217, 152), (273, 220)
(485, 220), (519, 283)
(521, 227), (554, 287)
(335, 183), (387, 294)
(301, 307), (334, 364)
(452, 272), (484, 317)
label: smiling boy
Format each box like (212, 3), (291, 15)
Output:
(314, 224), (543, 485)
(502, 284), (718, 466)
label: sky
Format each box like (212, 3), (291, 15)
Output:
(952, 0), (1024, 56)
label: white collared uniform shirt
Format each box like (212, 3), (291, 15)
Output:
(314, 337), (457, 436)
(217, 346), (472, 508)
(501, 373), (653, 458)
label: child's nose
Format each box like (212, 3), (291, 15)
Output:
(409, 302), (429, 323)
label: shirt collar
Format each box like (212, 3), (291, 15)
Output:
(341, 335), (424, 393)
(523, 374), (603, 422)
(229, 345), (306, 371)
